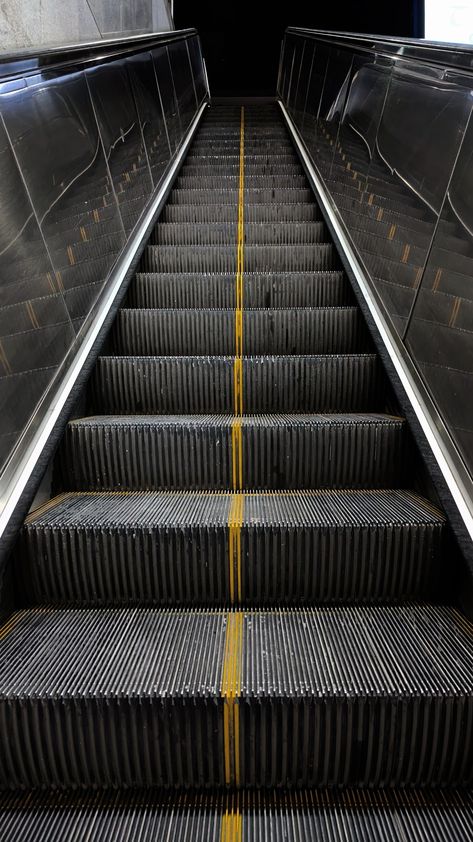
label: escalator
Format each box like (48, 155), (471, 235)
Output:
(1, 102), (473, 837)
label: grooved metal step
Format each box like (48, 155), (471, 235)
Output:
(168, 188), (314, 204)
(1, 789), (472, 841)
(151, 221), (328, 245)
(92, 354), (381, 414)
(19, 490), (444, 605)
(112, 308), (369, 356)
(0, 604), (472, 788)
(129, 271), (350, 309)
(161, 202), (320, 223)
(59, 414), (406, 491)
(143, 244), (338, 272)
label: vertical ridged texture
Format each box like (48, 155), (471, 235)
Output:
(1, 789), (473, 841)
(112, 308), (369, 356)
(18, 490), (443, 606)
(91, 355), (381, 414)
(0, 606), (473, 787)
(129, 272), (350, 309)
(58, 414), (406, 491)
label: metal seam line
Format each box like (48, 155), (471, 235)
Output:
(221, 612), (243, 787)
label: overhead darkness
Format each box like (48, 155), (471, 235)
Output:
(174, 1), (424, 96)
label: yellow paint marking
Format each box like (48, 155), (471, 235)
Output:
(235, 309), (243, 357)
(231, 421), (243, 491)
(0, 340), (12, 375)
(401, 244), (411, 264)
(46, 271), (56, 292)
(432, 268), (442, 292)
(0, 612), (23, 642)
(67, 245), (75, 266)
(413, 267), (423, 288)
(220, 802), (242, 841)
(377, 207), (384, 221)
(221, 612), (244, 785)
(26, 300), (40, 329)
(56, 271), (64, 291)
(233, 357), (243, 416)
(228, 494), (244, 604)
(93, 208), (100, 223)
(449, 297), (461, 328)
(388, 224), (396, 241)
(80, 226), (88, 242)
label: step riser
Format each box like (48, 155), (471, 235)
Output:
(168, 189), (314, 204)
(161, 204), (320, 222)
(92, 356), (381, 414)
(20, 515), (441, 606)
(129, 272), (351, 309)
(113, 309), (368, 356)
(59, 418), (405, 491)
(151, 222), (327, 246)
(142, 245), (338, 272)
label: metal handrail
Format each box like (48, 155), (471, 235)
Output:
(285, 27), (473, 71)
(0, 28), (198, 81)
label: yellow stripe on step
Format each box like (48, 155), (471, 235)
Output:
(221, 612), (244, 785)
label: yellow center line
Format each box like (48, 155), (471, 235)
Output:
(231, 421), (243, 492)
(234, 106), (245, 408)
(221, 612), (244, 786)
(220, 800), (242, 842)
(228, 494), (244, 604)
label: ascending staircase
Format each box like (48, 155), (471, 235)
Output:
(1, 103), (473, 837)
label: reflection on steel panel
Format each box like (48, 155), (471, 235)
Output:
(86, 59), (153, 235)
(0, 102), (76, 473)
(167, 40), (196, 134)
(127, 51), (171, 188)
(406, 112), (473, 470)
(187, 37), (207, 105)
(0, 34), (206, 481)
(151, 46), (181, 152)
(0, 69), (126, 328)
(281, 28), (473, 483)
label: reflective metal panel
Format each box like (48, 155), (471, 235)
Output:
(0, 69), (126, 330)
(280, 27), (473, 491)
(167, 40), (196, 134)
(151, 45), (180, 152)
(0, 32), (206, 484)
(187, 36), (207, 105)
(127, 51), (171, 188)
(405, 111), (473, 470)
(86, 59), (153, 235)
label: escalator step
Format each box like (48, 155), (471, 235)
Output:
(19, 489), (443, 605)
(151, 221), (328, 245)
(0, 604), (472, 787)
(1, 789), (472, 841)
(92, 354), (381, 414)
(143, 244), (337, 272)
(112, 308), (368, 356)
(59, 413), (406, 491)
(161, 202), (320, 222)
(168, 188), (314, 204)
(129, 271), (350, 309)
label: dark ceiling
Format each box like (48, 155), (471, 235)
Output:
(174, 1), (424, 96)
